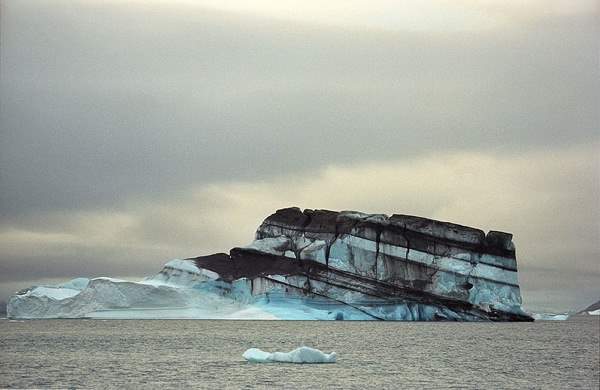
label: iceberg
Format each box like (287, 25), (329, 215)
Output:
(530, 312), (570, 321)
(6, 259), (370, 320)
(243, 346), (337, 364)
(575, 299), (600, 316)
(7, 208), (533, 321)
(7, 260), (274, 320)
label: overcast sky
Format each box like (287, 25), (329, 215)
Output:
(0, 0), (598, 312)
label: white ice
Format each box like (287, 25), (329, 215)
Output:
(588, 309), (600, 316)
(243, 346), (336, 364)
(530, 312), (570, 321)
(7, 248), (526, 320)
(7, 259), (373, 320)
(26, 286), (82, 300)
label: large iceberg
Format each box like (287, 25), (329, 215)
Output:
(7, 208), (533, 321)
(243, 347), (336, 364)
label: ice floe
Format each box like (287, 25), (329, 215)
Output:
(243, 346), (336, 364)
(530, 312), (570, 321)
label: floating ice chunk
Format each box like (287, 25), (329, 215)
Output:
(530, 312), (569, 321)
(243, 346), (336, 364)
(546, 314), (569, 321)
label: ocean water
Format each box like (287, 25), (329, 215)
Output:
(1, 317), (598, 389)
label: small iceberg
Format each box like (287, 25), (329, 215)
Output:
(243, 346), (337, 364)
(530, 312), (570, 321)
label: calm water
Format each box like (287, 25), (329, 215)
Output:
(1, 317), (598, 389)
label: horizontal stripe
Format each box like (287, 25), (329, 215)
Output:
(260, 222), (516, 270)
(333, 235), (519, 286)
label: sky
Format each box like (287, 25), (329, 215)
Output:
(0, 0), (598, 312)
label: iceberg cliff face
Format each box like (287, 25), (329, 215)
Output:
(7, 208), (532, 321)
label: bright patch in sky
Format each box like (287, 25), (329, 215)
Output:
(162, 0), (597, 32)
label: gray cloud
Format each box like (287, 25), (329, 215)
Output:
(2, 1), (598, 217)
(0, 1), (598, 311)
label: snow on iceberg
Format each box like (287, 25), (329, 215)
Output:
(6, 259), (270, 319)
(7, 259), (367, 320)
(243, 346), (336, 364)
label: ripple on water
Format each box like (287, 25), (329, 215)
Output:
(0, 317), (598, 389)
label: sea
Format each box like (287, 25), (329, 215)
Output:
(1, 316), (598, 389)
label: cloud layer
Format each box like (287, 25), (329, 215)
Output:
(1, 0), (598, 311)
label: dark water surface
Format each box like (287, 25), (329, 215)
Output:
(1, 317), (598, 389)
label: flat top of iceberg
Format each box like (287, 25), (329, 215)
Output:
(243, 346), (336, 364)
(27, 286), (82, 300)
